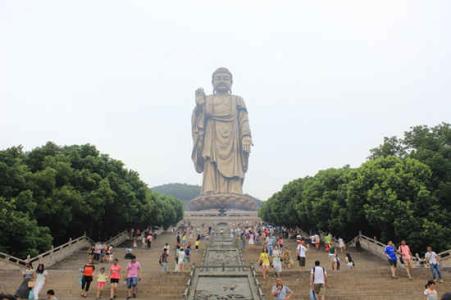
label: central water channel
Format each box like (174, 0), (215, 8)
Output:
(185, 223), (265, 300)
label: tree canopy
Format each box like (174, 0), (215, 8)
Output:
(260, 123), (451, 252)
(0, 142), (183, 258)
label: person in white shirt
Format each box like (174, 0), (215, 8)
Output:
(296, 239), (307, 268)
(177, 247), (186, 272)
(310, 260), (327, 300)
(425, 246), (443, 282)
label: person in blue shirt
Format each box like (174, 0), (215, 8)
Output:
(384, 241), (398, 279)
(271, 278), (293, 300)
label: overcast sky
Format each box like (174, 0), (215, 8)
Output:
(1, 1), (450, 200)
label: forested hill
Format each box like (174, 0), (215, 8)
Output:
(152, 183), (201, 204)
(152, 183), (263, 209)
(0, 142), (183, 258)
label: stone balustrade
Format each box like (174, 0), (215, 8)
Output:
(0, 231), (129, 270)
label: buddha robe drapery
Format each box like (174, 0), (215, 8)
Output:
(192, 94), (252, 194)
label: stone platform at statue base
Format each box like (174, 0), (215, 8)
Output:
(183, 209), (261, 227)
(189, 193), (257, 211)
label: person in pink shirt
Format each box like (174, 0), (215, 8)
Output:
(126, 256), (141, 299)
(109, 258), (121, 300)
(398, 240), (413, 279)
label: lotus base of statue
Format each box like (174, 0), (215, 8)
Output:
(189, 193), (257, 211)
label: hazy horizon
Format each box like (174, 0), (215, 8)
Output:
(1, 1), (450, 200)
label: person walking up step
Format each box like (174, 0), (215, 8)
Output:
(310, 260), (327, 300)
(384, 241), (398, 279)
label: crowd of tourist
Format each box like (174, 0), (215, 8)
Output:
(6, 223), (451, 300)
(236, 223), (450, 300)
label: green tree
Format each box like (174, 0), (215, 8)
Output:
(0, 142), (184, 257)
(261, 123), (451, 252)
(0, 197), (52, 257)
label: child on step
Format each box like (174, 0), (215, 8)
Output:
(424, 280), (438, 300)
(96, 267), (108, 300)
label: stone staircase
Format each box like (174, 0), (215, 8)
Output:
(2, 229), (450, 299)
(242, 239), (450, 300)
(0, 232), (200, 299)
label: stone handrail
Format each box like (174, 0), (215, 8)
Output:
(251, 265), (266, 299)
(0, 235), (91, 269)
(0, 230), (129, 270)
(354, 233), (451, 267)
(104, 231), (130, 247)
(0, 251), (28, 268)
(30, 235), (92, 268)
(183, 266), (196, 300)
(438, 249), (451, 267)
(355, 233), (388, 260)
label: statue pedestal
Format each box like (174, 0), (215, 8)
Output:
(189, 193), (257, 211)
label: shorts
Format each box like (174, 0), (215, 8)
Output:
(110, 278), (119, 284)
(388, 259), (397, 267)
(313, 283), (325, 295)
(403, 257), (412, 266)
(127, 277), (138, 288)
(97, 281), (106, 288)
(299, 257), (306, 267)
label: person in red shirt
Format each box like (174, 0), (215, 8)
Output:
(109, 258), (121, 299)
(81, 258), (95, 297)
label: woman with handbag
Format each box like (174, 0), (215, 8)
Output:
(15, 263), (35, 299)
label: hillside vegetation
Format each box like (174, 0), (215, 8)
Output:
(152, 183), (201, 207)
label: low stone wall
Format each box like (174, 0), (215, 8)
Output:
(183, 210), (261, 227)
(356, 235), (387, 260)
(0, 231), (130, 270)
(31, 238), (92, 268)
